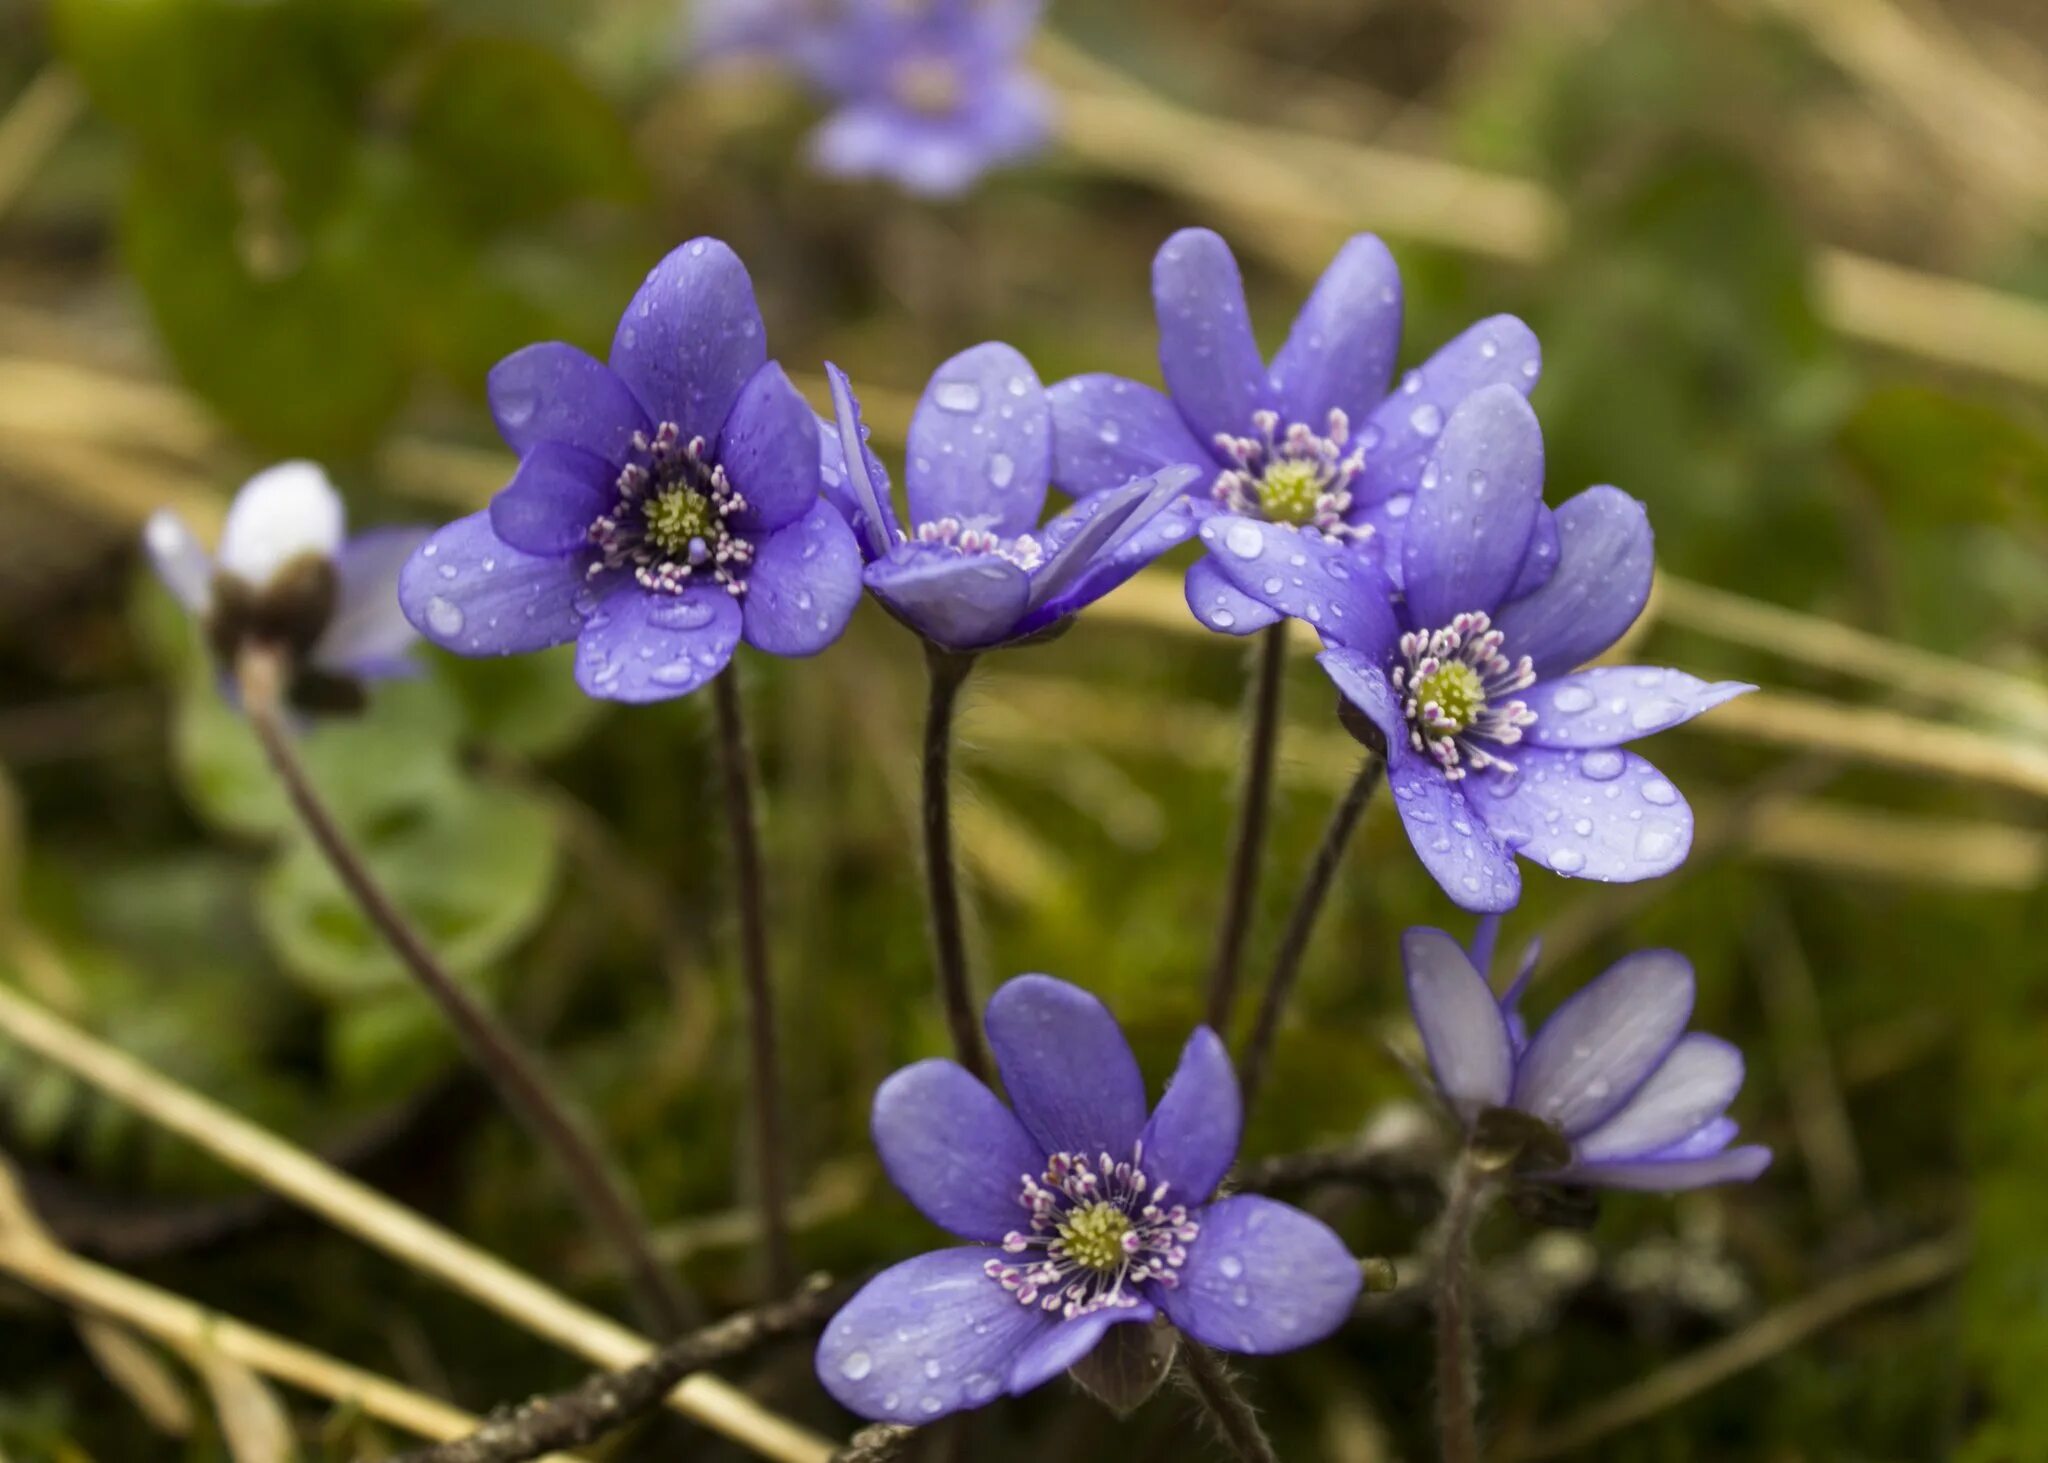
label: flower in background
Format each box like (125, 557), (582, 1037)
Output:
(693, 0), (1051, 198)
(1049, 227), (1542, 635)
(816, 975), (1360, 1423)
(1403, 925), (1771, 1191)
(1195, 383), (1751, 911)
(145, 462), (427, 713)
(827, 346), (1198, 652)
(397, 237), (864, 703)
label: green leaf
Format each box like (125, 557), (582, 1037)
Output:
(442, 646), (603, 760)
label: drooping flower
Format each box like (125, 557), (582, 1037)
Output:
(1194, 381), (1751, 911)
(145, 461), (427, 713)
(816, 975), (1361, 1423)
(1048, 227), (1542, 635)
(397, 238), (864, 702)
(1403, 925), (1771, 1191)
(693, 0), (1050, 198)
(827, 346), (1199, 652)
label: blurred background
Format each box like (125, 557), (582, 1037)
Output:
(0, 0), (2044, 1457)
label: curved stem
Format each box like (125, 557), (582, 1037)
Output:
(1204, 622), (1289, 1034)
(1237, 752), (1382, 1116)
(1179, 1343), (1280, 1463)
(921, 646), (990, 1084)
(234, 644), (691, 1339)
(710, 671), (794, 1296)
(1433, 1153), (1489, 1463)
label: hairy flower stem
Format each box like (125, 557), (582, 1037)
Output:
(1238, 752), (1383, 1115)
(1433, 1152), (1490, 1463)
(710, 670), (795, 1296)
(1179, 1343), (1281, 1463)
(233, 644), (691, 1338)
(1204, 622), (1288, 1034)
(921, 645), (991, 1084)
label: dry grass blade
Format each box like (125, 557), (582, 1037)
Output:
(190, 1343), (301, 1463)
(75, 1316), (198, 1438)
(0, 67), (85, 224)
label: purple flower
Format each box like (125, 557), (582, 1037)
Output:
(694, 0), (1050, 198)
(146, 461), (427, 712)
(816, 975), (1361, 1423)
(397, 238), (864, 703)
(1404, 925), (1771, 1191)
(1194, 381), (1750, 911)
(1048, 228), (1542, 635)
(827, 347), (1199, 652)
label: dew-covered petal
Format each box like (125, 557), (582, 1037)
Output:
(984, 974), (1149, 1161)
(1005, 1308), (1151, 1397)
(1524, 668), (1754, 749)
(572, 582), (739, 702)
(1402, 926), (1514, 1120)
(1026, 464), (1200, 616)
(1358, 316), (1540, 504)
(1268, 234), (1402, 430)
(816, 1248), (1052, 1423)
(1156, 1195), (1362, 1355)
(1153, 228), (1276, 445)
(1019, 492), (1207, 620)
(719, 362), (822, 535)
(1048, 374), (1212, 497)
(218, 461), (346, 589)
(1470, 746), (1695, 886)
(487, 342), (650, 464)
(488, 442), (616, 557)
(144, 510), (212, 615)
(1196, 517), (1400, 655)
(314, 526), (431, 671)
(872, 1059), (1048, 1243)
(827, 362), (904, 559)
(399, 511), (590, 657)
(609, 237), (767, 443)
(1136, 1028), (1241, 1206)
(1510, 947), (1695, 1136)
(906, 342), (1051, 538)
(1492, 486), (1653, 680)
(1506, 504), (1559, 601)
(1563, 1145), (1771, 1192)
(742, 501), (863, 657)
(1183, 557), (1281, 637)
(864, 544), (1030, 650)
(1574, 1033), (1744, 1163)
(1650, 1115), (1739, 1161)
(1401, 384), (1544, 629)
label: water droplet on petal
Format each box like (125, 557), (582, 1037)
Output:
(1548, 847), (1586, 873)
(1219, 1255), (1244, 1279)
(1581, 750), (1625, 781)
(988, 452), (1015, 489)
(1642, 779), (1678, 806)
(1551, 684), (1595, 714)
(1410, 403), (1444, 438)
(1225, 522), (1264, 560)
(839, 1352), (873, 1381)
(933, 381), (982, 413)
(425, 597), (465, 637)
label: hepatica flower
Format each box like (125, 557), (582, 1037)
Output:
(827, 346), (1198, 652)
(1049, 227), (1542, 635)
(1404, 926), (1771, 1191)
(694, 0), (1050, 198)
(145, 462), (426, 713)
(817, 975), (1361, 1423)
(397, 238), (863, 702)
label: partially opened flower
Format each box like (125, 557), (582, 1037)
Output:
(828, 347), (1198, 653)
(397, 238), (864, 702)
(1195, 382), (1751, 911)
(1404, 926), (1771, 1191)
(816, 975), (1361, 1423)
(145, 462), (426, 713)
(1049, 228), (1542, 635)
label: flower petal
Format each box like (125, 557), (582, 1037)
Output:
(144, 510), (212, 615)
(1492, 486), (1653, 680)
(1006, 1308), (1151, 1397)
(1524, 668), (1754, 749)
(1184, 556), (1282, 636)
(815, 1248), (1053, 1423)
(1268, 234), (1402, 429)
(1574, 1033), (1744, 1163)
(314, 526), (430, 671)
(872, 1059), (1047, 1243)
(984, 974), (1148, 1161)
(864, 544), (1030, 650)
(1153, 228), (1276, 445)
(1024, 464), (1199, 617)
(218, 461), (346, 589)
(1402, 926), (1513, 1120)
(1048, 374), (1211, 497)
(1563, 1145), (1771, 1192)
(1195, 517), (1400, 655)
(1506, 504), (1560, 601)
(609, 237), (767, 442)
(1401, 384), (1545, 628)
(719, 362), (822, 535)
(826, 362), (904, 559)
(488, 442), (615, 557)
(1156, 1195), (1361, 1354)
(1470, 746), (1694, 886)
(1137, 1028), (1240, 1206)
(1511, 947), (1695, 1136)
(399, 512), (590, 657)
(487, 342), (650, 464)
(573, 582), (738, 702)
(741, 501), (863, 658)
(1651, 1115), (1739, 1160)
(1358, 315), (1540, 505)
(906, 342), (1051, 538)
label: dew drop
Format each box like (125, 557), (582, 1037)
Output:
(933, 380), (982, 413)
(1409, 403), (1444, 438)
(1547, 847), (1586, 873)
(652, 663), (698, 687)
(1218, 1255), (1244, 1279)
(424, 597), (465, 637)
(1210, 608), (1237, 629)
(648, 600), (716, 631)
(1225, 522), (1264, 560)
(839, 1352), (873, 1381)
(987, 452), (1016, 489)
(923, 1360), (943, 1380)
(1099, 420), (1122, 445)
(1550, 683), (1595, 714)
(1581, 750), (1625, 781)
(1642, 779), (1678, 806)
(1262, 576), (1284, 595)
(1629, 698), (1682, 731)
(920, 1396), (944, 1416)
(1635, 825), (1678, 861)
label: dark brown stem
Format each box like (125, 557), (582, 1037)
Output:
(1179, 1343), (1280, 1463)
(1205, 622), (1288, 1035)
(234, 643), (690, 1338)
(1236, 1139), (1443, 1217)
(832, 1424), (919, 1462)
(1237, 752), (1382, 1115)
(1434, 1153), (1489, 1463)
(921, 646), (990, 1083)
(710, 670), (794, 1296)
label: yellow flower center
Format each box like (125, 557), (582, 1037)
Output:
(1257, 459), (1324, 526)
(1413, 661), (1485, 735)
(1057, 1202), (1132, 1273)
(643, 487), (716, 558)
